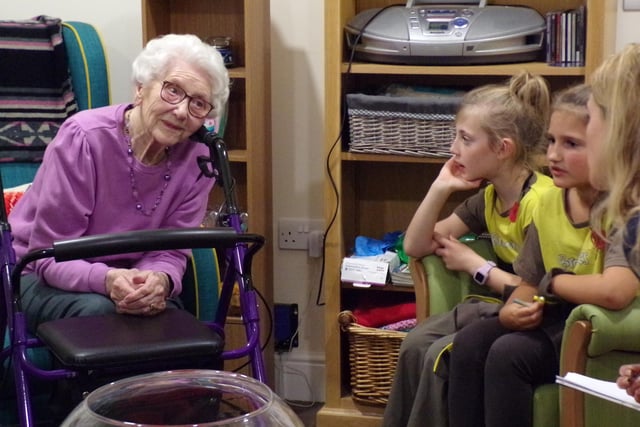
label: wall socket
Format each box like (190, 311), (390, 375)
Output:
(624, 0), (640, 11)
(278, 218), (324, 251)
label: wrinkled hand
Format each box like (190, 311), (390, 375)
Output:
(106, 268), (171, 316)
(435, 158), (484, 192)
(617, 364), (640, 403)
(433, 233), (483, 274)
(499, 299), (544, 331)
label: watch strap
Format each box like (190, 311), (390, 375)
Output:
(473, 260), (496, 286)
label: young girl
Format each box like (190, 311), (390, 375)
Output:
(384, 71), (554, 427)
(447, 84), (639, 427)
(582, 43), (640, 400)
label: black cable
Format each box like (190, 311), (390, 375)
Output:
(317, 4), (403, 307)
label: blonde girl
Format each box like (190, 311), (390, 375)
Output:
(385, 71), (554, 427)
(583, 43), (640, 401)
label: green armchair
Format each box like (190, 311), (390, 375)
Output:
(560, 299), (640, 426)
(410, 237), (640, 427)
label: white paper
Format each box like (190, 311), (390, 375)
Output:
(556, 372), (640, 411)
(340, 257), (389, 285)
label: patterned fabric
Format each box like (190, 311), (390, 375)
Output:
(3, 183), (29, 216)
(380, 318), (417, 332)
(0, 16), (78, 162)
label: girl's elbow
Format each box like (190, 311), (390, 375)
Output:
(602, 291), (638, 310)
(403, 239), (428, 259)
(404, 246), (426, 259)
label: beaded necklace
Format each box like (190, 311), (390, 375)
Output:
(123, 110), (172, 216)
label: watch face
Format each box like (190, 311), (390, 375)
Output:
(474, 271), (485, 283)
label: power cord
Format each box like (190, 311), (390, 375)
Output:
(317, 3), (403, 307)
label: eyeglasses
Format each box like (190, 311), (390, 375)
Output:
(160, 81), (214, 119)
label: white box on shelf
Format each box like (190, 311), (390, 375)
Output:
(340, 251), (399, 285)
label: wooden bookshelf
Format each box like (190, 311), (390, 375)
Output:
(319, 1), (617, 425)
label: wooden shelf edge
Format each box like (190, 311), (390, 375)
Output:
(342, 152), (449, 164)
(227, 67), (246, 79)
(227, 149), (247, 162)
(341, 62), (585, 76)
(341, 283), (415, 293)
(316, 398), (384, 427)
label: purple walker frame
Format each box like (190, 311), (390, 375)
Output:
(0, 128), (268, 426)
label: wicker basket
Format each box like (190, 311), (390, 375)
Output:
(346, 92), (462, 157)
(338, 310), (407, 406)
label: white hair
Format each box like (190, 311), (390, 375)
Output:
(131, 34), (230, 118)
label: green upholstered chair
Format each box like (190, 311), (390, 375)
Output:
(410, 237), (640, 427)
(560, 299), (640, 427)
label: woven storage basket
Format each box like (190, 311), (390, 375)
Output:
(346, 92), (462, 157)
(338, 310), (407, 406)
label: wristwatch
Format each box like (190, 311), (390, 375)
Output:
(473, 261), (496, 286)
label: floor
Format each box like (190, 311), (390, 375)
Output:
(290, 401), (323, 426)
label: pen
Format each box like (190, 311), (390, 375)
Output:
(513, 296), (546, 306)
(533, 295), (546, 304)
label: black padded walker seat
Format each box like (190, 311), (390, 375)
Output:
(36, 309), (223, 368)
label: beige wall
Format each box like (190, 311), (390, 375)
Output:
(3, 1), (143, 104)
(617, 1), (640, 47)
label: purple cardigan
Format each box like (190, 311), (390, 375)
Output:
(9, 103), (214, 296)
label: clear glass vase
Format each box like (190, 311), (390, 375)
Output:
(62, 370), (304, 426)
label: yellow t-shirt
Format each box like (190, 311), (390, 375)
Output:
(532, 186), (604, 275)
(482, 172), (555, 264)
(514, 187), (607, 285)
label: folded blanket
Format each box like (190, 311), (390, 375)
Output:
(0, 15), (77, 162)
(353, 301), (416, 328)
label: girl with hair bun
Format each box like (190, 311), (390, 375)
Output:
(385, 71), (554, 427)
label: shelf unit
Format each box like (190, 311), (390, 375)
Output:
(141, 0), (273, 383)
(319, 0), (617, 425)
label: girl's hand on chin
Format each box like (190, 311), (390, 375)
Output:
(439, 159), (484, 191)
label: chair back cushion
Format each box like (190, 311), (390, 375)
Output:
(61, 21), (110, 110)
(181, 248), (221, 321)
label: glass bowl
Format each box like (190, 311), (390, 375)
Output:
(62, 369), (304, 426)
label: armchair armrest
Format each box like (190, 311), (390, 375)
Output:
(560, 298), (640, 427)
(564, 298), (640, 357)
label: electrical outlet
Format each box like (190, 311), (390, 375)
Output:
(278, 218), (324, 250)
(624, 0), (640, 11)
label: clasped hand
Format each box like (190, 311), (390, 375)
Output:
(433, 233), (482, 273)
(617, 364), (640, 403)
(106, 268), (170, 316)
(499, 297), (544, 330)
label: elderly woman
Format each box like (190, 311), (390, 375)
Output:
(9, 34), (229, 333)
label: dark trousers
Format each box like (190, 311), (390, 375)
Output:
(19, 273), (181, 334)
(448, 317), (558, 427)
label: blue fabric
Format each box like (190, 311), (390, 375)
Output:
(61, 21), (110, 110)
(0, 162), (39, 188)
(354, 231), (403, 256)
(181, 248), (220, 321)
